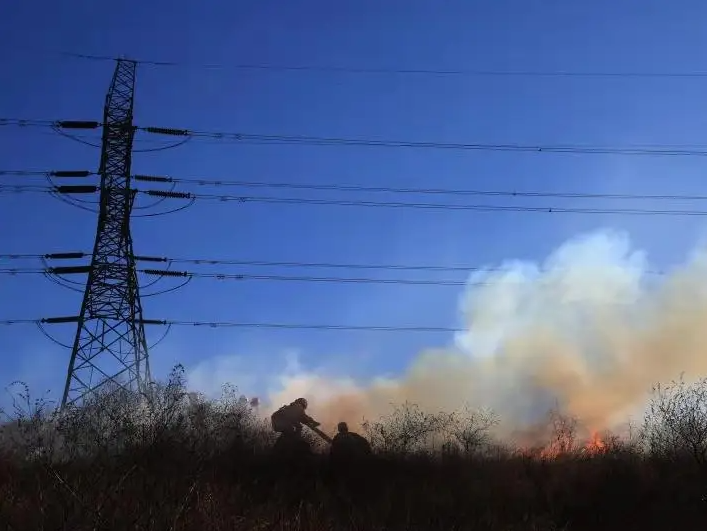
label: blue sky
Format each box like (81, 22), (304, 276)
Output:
(3, 0), (707, 412)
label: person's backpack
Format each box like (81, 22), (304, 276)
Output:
(271, 405), (290, 433)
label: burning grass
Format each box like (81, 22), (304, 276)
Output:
(1, 366), (706, 530)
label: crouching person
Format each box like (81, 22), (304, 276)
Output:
(329, 422), (372, 498)
(330, 422), (372, 466)
(271, 398), (320, 436)
(271, 398), (319, 464)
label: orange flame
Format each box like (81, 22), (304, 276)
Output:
(516, 429), (609, 459)
(584, 431), (607, 455)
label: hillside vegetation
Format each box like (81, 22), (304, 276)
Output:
(1, 365), (706, 530)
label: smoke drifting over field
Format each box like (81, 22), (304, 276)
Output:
(265, 229), (707, 441)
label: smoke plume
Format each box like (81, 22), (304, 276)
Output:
(263, 229), (707, 442)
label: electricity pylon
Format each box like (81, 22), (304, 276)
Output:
(60, 59), (152, 409)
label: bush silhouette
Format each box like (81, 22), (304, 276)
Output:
(1, 364), (706, 530)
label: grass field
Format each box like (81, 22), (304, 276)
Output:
(1, 366), (706, 530)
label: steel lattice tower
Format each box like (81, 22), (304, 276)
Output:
(61, 59), (152, 409)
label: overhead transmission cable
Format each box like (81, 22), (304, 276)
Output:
(0, 253), (669, 277)
(0, 266), (470, 287)
(39, 50), (707, 79)
(0, 263), (668, 286)
(157, 178), (707, 201)
(0, 317), (463, 333)
(140, 126), (707, 156)
(6, 169), (707, 202)
(6, 183), (707, 216)
(6, 117), (707, 157)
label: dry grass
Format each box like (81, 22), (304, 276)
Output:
(1, 367), (706, 530)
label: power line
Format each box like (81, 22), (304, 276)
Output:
(0, 253), (669, 276)
(7, 118), (707, 157)
(149, 129), (707, 157)
(0, 267), (528, 287)
(0, 170), (51, 177)
(0, 263), (671, 287)
(7, 184), (707, 216)
(146, 256), (670, 276)
(7, 169), (707, 202)
(144, 193), (707, 216)
(0, 118), (60, 128)
(139, 175), (707, 202)
(0, 267), (511, 287)
(0, 254), (45, 260)
(43, 50), (707, 79)
(0, 184), (53, 192)
(0, 317), (460, 333)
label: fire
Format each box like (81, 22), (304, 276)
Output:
(584, 431), (607, 455)
(516, 429), (609, 459)
(539, 445), (560, 459)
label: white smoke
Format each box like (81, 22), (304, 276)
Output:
(209, 229), (707, 441)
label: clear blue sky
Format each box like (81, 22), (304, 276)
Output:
(2, 1), (707, 411)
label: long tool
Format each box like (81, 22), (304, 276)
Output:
(308, 424), (333, 444)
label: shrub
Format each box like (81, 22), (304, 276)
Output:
(1, 367), (706, 530)
(641, 375), (707, 465)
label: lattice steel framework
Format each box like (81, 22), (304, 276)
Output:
(61, 59), (152, 409)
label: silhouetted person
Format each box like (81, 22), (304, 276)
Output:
(329, 422), (372, 501)
(271, 398), (320, 436)
(271, 398), (320, 468)
(330, 422), (372, 463)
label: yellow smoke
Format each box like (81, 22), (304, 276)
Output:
(263, 229), (707, 442)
